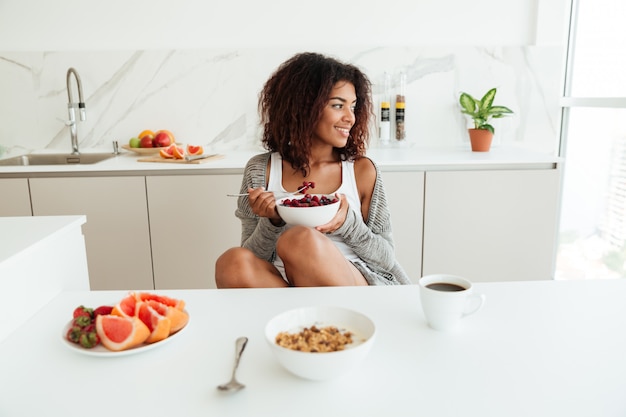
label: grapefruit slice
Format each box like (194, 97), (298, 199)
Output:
(137, 302), (171, 344)
(172, 145), (186, 159)
(164, 306), (189, 334)
(186, 144), (204, 156)
(95, 315), (150, 351)
(136, 292), (186, 310)
(111, 292), (139, 318)
(144, 300), (189, 334)
(159, 144), (176, 159)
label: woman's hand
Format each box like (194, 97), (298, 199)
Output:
(247, 187), (284, 225)
(315, 193), (348, 234)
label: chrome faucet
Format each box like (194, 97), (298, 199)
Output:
(66, 67), (86, 155)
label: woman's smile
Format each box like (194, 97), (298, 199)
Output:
(335, 126), (351, 138)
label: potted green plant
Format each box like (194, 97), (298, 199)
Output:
(459, 87), (513, 152)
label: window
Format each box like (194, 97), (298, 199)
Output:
(556, 0), (626, 279)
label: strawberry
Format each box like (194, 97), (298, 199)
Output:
(73, 315), (92, 328)
(79, 330), (100, 349)
(68, 305), (102, 348)
(66, 326), (82, 344)
(92, 305), (113, 318)
(72, 305), (93, 319)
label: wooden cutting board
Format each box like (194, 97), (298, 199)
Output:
(137, 154), (224, 164)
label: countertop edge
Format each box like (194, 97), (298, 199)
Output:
(0, 146), (562, 177)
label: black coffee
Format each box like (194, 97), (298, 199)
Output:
(426, 282), (466, 292)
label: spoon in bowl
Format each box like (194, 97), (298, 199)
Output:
(217, 336), (248, 393)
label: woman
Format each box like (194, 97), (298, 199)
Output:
(215, 52), (410, 287)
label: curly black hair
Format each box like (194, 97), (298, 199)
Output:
(258, 52), (373, 176)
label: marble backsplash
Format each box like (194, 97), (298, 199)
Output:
(0, 46), (563, 158)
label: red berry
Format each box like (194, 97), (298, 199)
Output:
(72, 305), (93, 319)
(92, 305), (113, 318)
(79, 331), (100, 349)
(73, 315), (92, 328)
(66, 326), (82, 344)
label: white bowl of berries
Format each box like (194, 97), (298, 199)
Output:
(276, 193), (340, 228)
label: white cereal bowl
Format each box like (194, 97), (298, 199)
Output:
(265, 306), (376, 381)
(276, 194), (340, 228)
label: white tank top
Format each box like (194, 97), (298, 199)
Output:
(268, 153), (362, 276)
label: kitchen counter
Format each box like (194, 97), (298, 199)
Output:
(0, 215), (85, 266)
(0, 215), (89, 342)
(0, 145), (561, 177)
(0, 280), (624, 417)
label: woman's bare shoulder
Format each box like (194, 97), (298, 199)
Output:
(354, 156), (377, 179)
(354, 156), (377, 198)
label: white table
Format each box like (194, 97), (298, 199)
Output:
(0, 280), (625, 417)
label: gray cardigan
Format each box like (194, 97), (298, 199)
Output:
(235, 152), (411, 285)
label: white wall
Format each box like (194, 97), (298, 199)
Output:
(0, 0), (569, 156)
(0, 0), (564, 50)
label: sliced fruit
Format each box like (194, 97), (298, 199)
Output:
(111, 292), (139, 318)
(186, 144), (204, 156)
(136, 292), (186, 310)
(95, 315), (150, 351)
(144, 299), (189, 334)
(164, 306), (189, 334)
(137, 302), (171, 344)
(172, 145), (186, 160)
(159, 144), (176, 159)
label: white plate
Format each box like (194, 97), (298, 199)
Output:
(61, 314), (189, 357)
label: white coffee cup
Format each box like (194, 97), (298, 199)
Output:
(418, 274), (486, 331)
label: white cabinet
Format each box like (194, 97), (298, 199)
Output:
(146, 174), (242, 289)
(380, 171), (424, 283)
(0, 178), (32, 216)
(29, 177), (153, 290)
(422, 169), (560, 281)
(3, 162), (560, 289)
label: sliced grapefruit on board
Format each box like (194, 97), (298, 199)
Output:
(159, 144), (176, 159)
(186, 144), (204, 155)
(95, 315), (150, 351)
(172, 145), (186, 159)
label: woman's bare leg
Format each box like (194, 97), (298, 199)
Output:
(276, 226), (368, 287)
(215, 247), (288, 288)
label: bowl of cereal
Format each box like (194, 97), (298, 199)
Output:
(265, 306), (376, 380)
(276, 194), (340, 228)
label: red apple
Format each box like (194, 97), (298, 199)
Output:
(139, 136), (154, 148)
(153, 132), (172, 148)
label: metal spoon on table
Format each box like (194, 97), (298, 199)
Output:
(217, 337), (248, 392)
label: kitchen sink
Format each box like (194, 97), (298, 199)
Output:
(0, 153), (117, 166)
